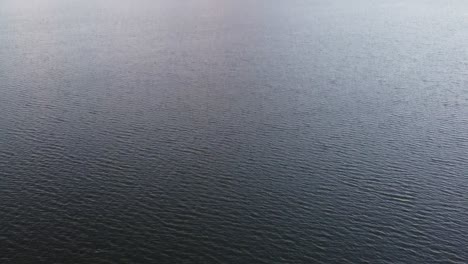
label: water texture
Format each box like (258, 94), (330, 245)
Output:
(1, 0), (468, 263)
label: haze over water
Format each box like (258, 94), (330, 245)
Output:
(1, 0), (468, 263)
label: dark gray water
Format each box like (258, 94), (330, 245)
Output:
(1, 0), (468, 263)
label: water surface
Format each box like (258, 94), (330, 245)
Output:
(1, 0), (468, 263)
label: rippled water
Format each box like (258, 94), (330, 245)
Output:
(1, 0), (468, 263)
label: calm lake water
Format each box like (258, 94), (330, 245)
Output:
(1, 0), (468, 263)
